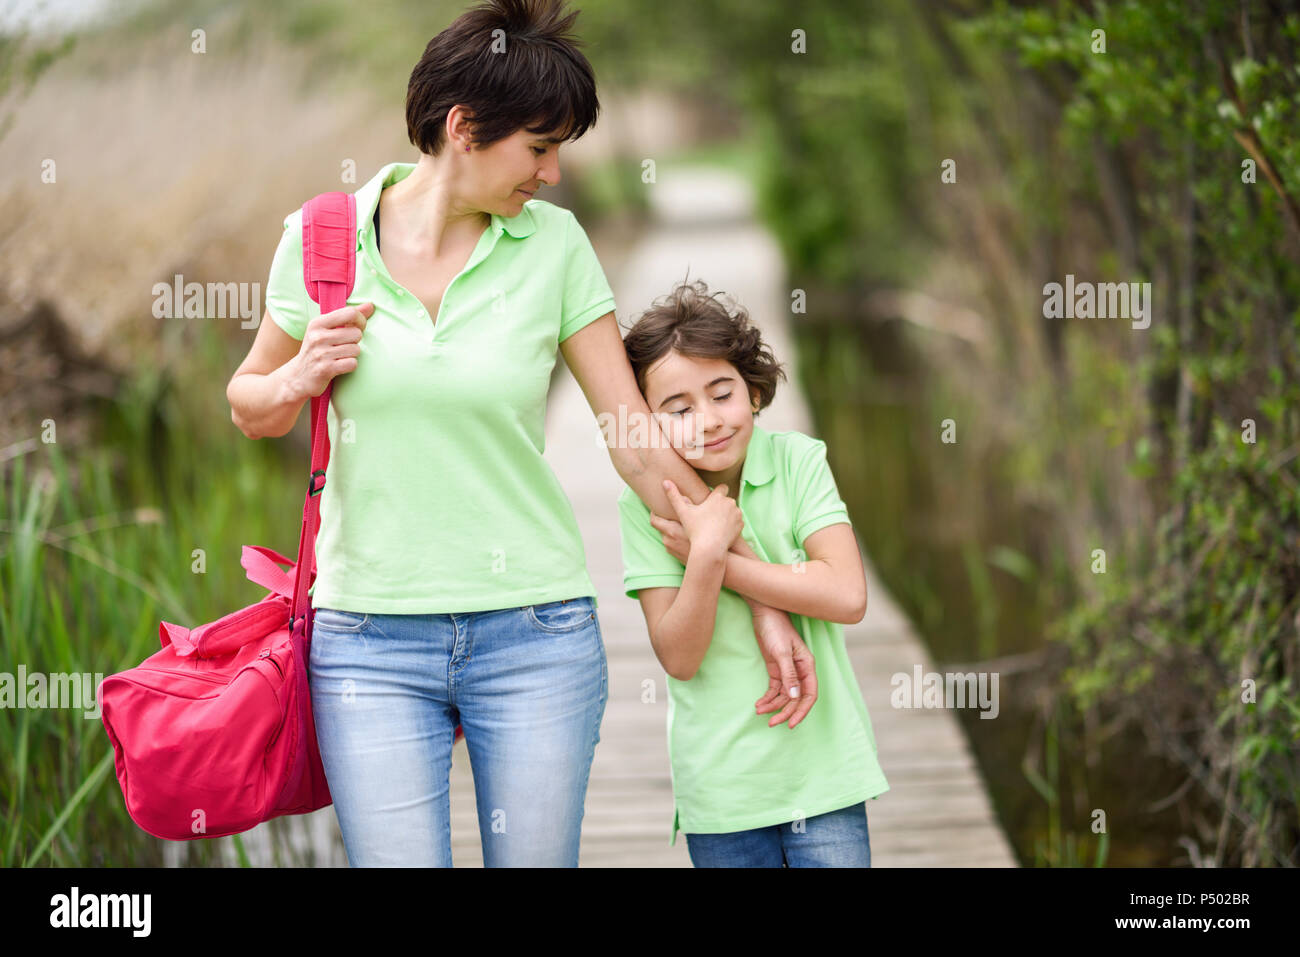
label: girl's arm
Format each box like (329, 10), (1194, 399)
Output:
(634, 486), (742, 680)
(719, 522), (868, 623)
(635, 557), (725, 682)
(650, 500), (868, 624)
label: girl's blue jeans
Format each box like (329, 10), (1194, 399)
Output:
(308, 596), (607, 867)
(684, 801), (872, 867)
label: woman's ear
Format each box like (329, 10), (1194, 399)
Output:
(447, 104), (477, 151)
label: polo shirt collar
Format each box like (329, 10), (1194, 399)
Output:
(353, 162), (537, 246)
(740, 425), (776, 488)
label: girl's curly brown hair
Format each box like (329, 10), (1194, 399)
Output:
(621, 279), (787, 415)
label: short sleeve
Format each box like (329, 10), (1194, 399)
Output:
(264, 208), (311, 341)
(558, 210), (617, 343)
(617, 488), (685, 599)
(790, 437), (852, 547)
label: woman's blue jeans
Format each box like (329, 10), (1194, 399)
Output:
(308, 596), (607, 867)
(684, 801), (872, 867)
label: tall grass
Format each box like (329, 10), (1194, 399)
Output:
(0, 340), (335, 866)
(1023, 702), (1110, 868)
(0, 2), (442, 867)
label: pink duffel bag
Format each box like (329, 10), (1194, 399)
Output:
(98, 190), (357, 840)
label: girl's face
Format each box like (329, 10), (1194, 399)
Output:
(465, 122), (564, 215)
(641, 350), (758, 470)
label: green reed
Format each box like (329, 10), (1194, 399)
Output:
(1, 337), (322, 866)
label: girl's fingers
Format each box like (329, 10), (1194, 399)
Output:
(768, 697), (798, 727)
(755, 685), (782, 711)
(786, 692), (816, 729)
(785, 659), (819, 728)
(755, 675), (783, 711)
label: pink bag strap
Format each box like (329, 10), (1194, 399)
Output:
(290, 191), (357, 643)
(241, 545), (297, 598)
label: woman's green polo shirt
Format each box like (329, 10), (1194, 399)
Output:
(617, 426), (890, 844)
(264, 162), (617, 614)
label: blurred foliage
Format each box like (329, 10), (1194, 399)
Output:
(574, 0), (1300, 865)
(0, 26), (76, 146)
(984, 0), (1300, 869)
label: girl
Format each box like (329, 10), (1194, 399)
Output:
(617, 279), (890, 867)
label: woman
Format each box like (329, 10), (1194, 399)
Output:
(226, 0), (816, 867)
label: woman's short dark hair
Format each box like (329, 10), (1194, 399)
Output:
(407, 0), (600, 156)
(622, 279), (787, 415)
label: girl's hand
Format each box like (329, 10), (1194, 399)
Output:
(647, 512), (691, 564)
(752, 624), (819, 729)
(659, 479), (744, 558)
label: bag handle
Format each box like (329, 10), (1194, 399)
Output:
(241, 544), (296, 598)
(290, 191), (357, 645)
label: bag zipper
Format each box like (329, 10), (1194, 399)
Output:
(258, 648), (285, 679)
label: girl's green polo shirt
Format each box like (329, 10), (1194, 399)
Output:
(617, 426), (890, 844)
(264, 162), (617, 614)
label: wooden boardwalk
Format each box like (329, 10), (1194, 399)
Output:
(207, 166), (1018, 868)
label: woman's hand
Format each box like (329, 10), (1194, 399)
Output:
(285, 302), (374, 399)
(657, 479), (743, 559)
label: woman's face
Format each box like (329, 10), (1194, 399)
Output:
(641, 350), (758, 469)
(467, 124), (564, 216)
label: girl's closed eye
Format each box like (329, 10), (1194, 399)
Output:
(670, 392), (732, 415)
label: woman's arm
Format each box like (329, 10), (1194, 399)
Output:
(227, 309), (313, 439)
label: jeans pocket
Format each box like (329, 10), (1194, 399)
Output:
(313, 607), (371, 634)
(526, 596), (595, 633)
